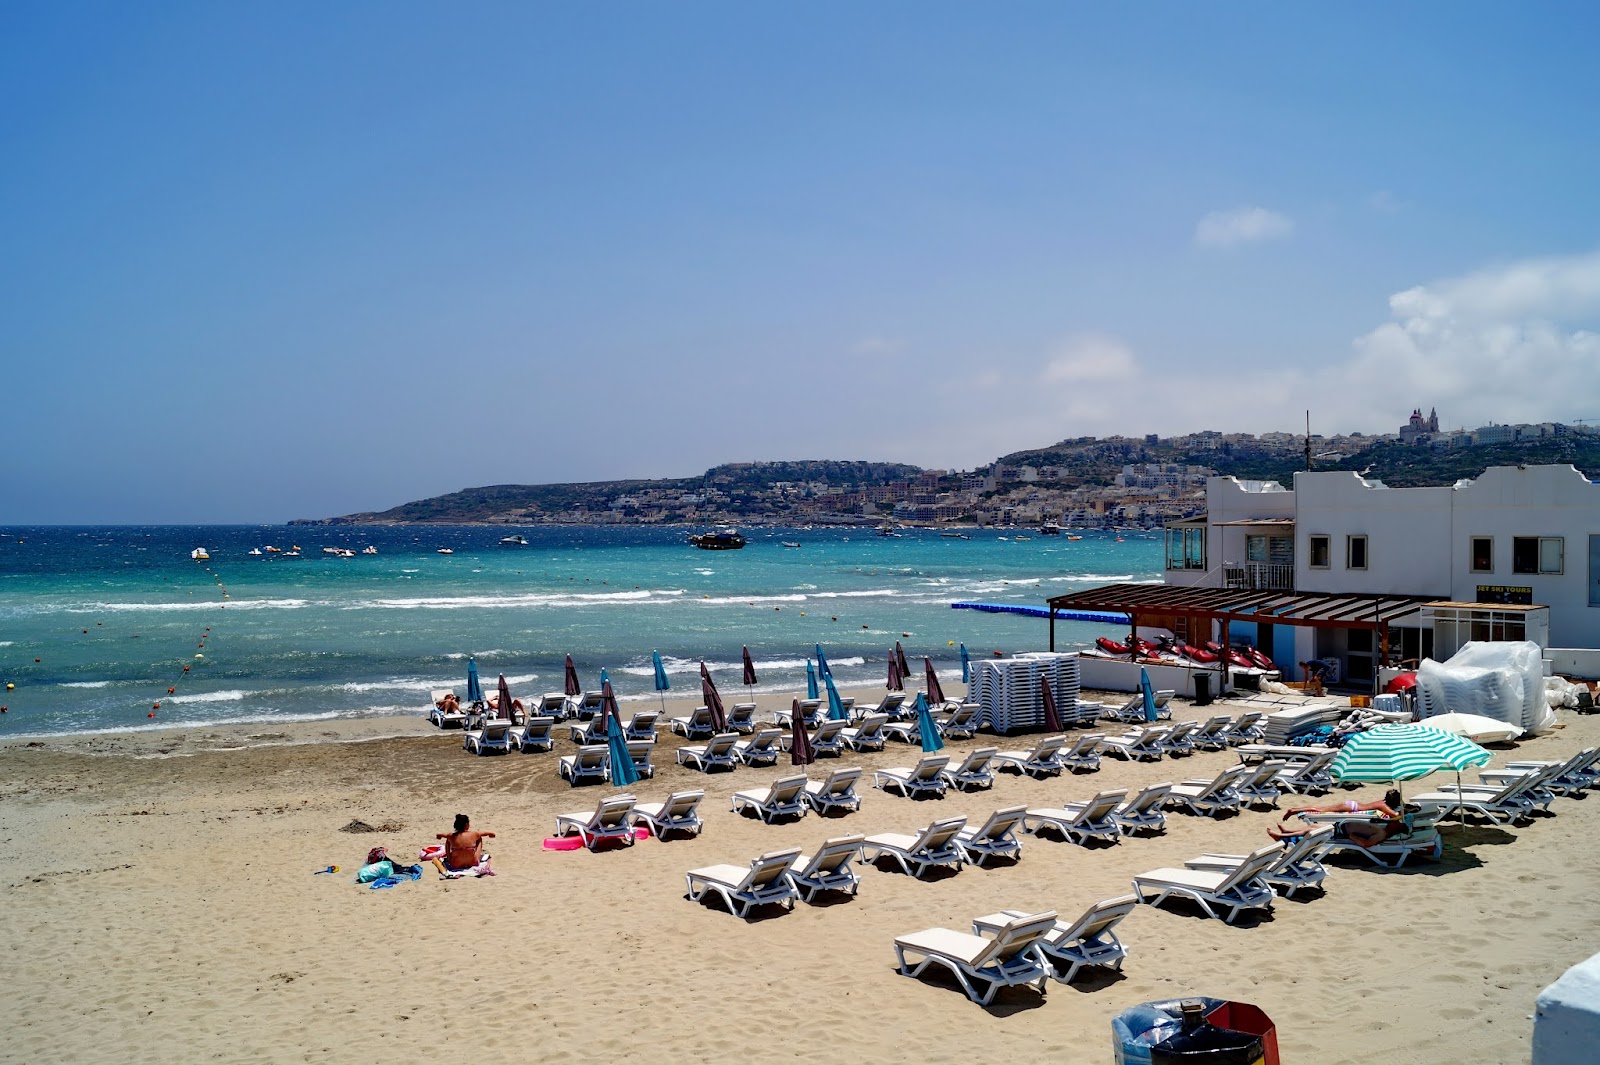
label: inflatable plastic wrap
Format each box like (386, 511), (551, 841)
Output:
(1416, 641), (1555, 733)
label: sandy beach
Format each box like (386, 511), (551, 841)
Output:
(4, 688), (1598, 1064)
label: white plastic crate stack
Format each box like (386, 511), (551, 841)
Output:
(968, 653), (1081, 734)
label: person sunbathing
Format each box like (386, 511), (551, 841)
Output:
(1271, 789), (1408, 847)
(435, 692), (460, 713)
(432, 813), (495, 875)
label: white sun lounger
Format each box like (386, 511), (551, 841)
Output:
(973, 896), (1138, 984)
(894, 911), (1057, 1005)
(782, 718), (847, 757)
(954, 805), (1027, 866)
(622, 738), (656, 780)
(786, 835), (866, 901)
(1483, 747), (1600, 796)
(428, 690), (466, 728)
(861, 816), (968, 877)
(993, 734), (1069, 778)
(1113, 782), (1172, 836)
(1060, 733), (1104, 772)
(1167, 764), (1248, 818)
(553, 794), (638, 849)
(1191, 715), (1236, 751)
(624, 711), (659, 741)
(940, 746), (998, 791)
(669, 706), (716, 740)
(1155, 720), (1200, 757)
(773, 699), (824, 729)
(1413, 767), (1552, 824)
(1233, 760), (1289, 809)
(803, 767), (864, 814)
(676, 732), (740, 773)
(937, 703), (981, 740)
(1131, 845), (1281, 923)
(634, 789), (705, 838)
(874, 754), (950, 798)
(1271, 751), (1335, 795)
(536, 692), (569, 721)
(726, 702), (758, 734)
(732, 728), (783, 767)
(1222, 711), (1265, 745)
(1450, 761), (1560, 811)
(1185, 825), (1335, 899)
(855, 692), (906, 722)
(686, 849), (803, 917)
(1103, 689), (1175, 724)
(1298, 809), (1443, 868)
(1101, 725), (1170, 762)
(574, 690), (604, 719)
(463, 719), (512, 755)
(510, 715), (556, 752)
(568, 716), (609, 745)
(841, 713), (889, 752)
(1023, 789), (1127, 846)
(731, 774), (811, 823)
(558, 744), (609, 786)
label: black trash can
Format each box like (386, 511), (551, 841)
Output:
(1193, 673), (1213, 707)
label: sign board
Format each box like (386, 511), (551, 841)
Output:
(1476, 585), (1533, 605)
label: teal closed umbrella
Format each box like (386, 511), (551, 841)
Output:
(600, 676), (638, 787)
(652, 651), (670, 718)
(1140, 667), (1157, 722)
(823, 671), (847, 722)
(466, 656), (484, 704)
(913, 692), (943, 753)
(960, 643), (970, 684)
(806, 659), (819, 701)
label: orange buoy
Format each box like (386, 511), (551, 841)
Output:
(167, 687), (175, 694)
(152, 702), (161, 709)
(148, 711), (155, 718)
(183, 666), (190, 672)
(34, 658), (41, 663)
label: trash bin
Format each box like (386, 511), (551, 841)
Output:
(1192, 673), (1213, 707)
(1113, 997), (1278, 1065)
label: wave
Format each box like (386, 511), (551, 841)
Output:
(68, 598), (309, 613)
(165, 689), (250, 704)
(343, 590), (686, 610)
(61, 680), (113, 689)
(692, 593), (807, 605)
(1044, 573), (1136, 583)
(441, 650), (518, 660)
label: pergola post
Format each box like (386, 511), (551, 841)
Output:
(1377, 620), (1390, 699)
(1049, 606), (1056, 652)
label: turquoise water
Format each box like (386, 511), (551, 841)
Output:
(0, 525), (1161, 737)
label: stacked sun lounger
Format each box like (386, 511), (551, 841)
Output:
(967, 654), (1082, 733)
(1259, 704), (1347, 745)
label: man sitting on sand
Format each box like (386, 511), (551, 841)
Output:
(432, 813), (495, 877)
(1271, 789), (1408, 848)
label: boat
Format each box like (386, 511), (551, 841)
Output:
(437, 548), (454, 555)
(939, 531), (971, 540)
(321, 547), (340, 555)
(781, 541), (801, 549)
(190, 547), (210, 560)
(361, 546), (378, 555)
(876, 522), (901, 538)
(1040, 522), (1062, 536)
(264, 545), (281, 554)
(688, 529), (746, 550)
(1013, 535), (1031, 541)
(247, 548), (263, 556)
(1066, 535), (1083, 541)
(498, 535), (528, 546)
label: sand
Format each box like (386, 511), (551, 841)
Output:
(4, 689), (1599, 1064)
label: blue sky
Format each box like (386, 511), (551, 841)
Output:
(6, 2), (1600, 522)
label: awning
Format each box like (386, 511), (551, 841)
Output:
(1045, 583), (1435, 630)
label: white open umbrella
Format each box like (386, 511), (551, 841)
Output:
(1418, 713), (1523, 745)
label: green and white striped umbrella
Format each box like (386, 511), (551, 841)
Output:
(1331, 723), (1492, 783)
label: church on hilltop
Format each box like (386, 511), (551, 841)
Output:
(1399, 406), (1439, 444)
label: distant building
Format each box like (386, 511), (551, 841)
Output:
(1399, 407), (1439, 444)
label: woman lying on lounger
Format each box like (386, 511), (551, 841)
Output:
(1270, 789), (1407, 847)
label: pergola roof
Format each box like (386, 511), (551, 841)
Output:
(1046, 582), (1436, 630)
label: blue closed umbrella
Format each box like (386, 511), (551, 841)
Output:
(652, 650), (670, 717)
(823, 670), (847, 722)
(959, 643), (970, 684)
(806, 659), (819, 701)
(466, 656), (484, 704)
(600, 679), (638, 786)
(815, 644), (832, 678)
(1140, 667), (1157, 722)
(913, 692), (944, 753)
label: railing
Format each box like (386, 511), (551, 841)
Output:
(1223, 562), (1294, 591)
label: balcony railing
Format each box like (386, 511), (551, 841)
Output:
(1223, 562), (1294, 591)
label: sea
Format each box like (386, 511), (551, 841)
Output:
(0, 525), (1162, 739)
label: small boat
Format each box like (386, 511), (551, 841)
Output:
(689, 529), (746, 550)
(1013, 535), (1031, 541)
(1066, 535), (1083, 541)
(190, 547), (210, 560)
(334, 548), (356, 558)
(939, 531), (971, 540)
(781, 541), (801, 549)
(437, 548), (454, 555)
(498, 535), (529, 546)
(362, 546), (378, 555)
(997, 536), (1009, 541)
(321, 547), (340, 555)
(876, 522), (901, 538)
(247, 548), (263, 556)
(281, 550), (302, 558)
(264, 545), (282, 554)
(1040, 523), (1062, 536)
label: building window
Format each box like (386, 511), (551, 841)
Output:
(1347, 534), (1368, 570)
(1470, 537), (1493, 573)
(1164, 527), (1206, 570)
(1513, 536), (1563, 575)
(1309, 534), (1330, 569)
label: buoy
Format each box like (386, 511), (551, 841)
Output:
(148, 711), (155, 718)
(992, 650), (1003, 657)
(1, 706), (7, 713)
(34, 658), (41, 663)
(948, 641), (955, 646)
(862, 624), (869, 629)
(901, 633), (911, 638)
(183, 666), (190, 672)
(831, 616), (838, 621)
(167, 687), (175, 694)
(5, 682), (12, 691)
(83, 629), (88, 634)
(152, 702), (161, 709)
(799, 612), (806, 616)
(774, 607), (780, 611)
(195, 653), (203, 659)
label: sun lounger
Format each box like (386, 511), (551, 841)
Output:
(574, 690), (604, 720)
(622, 738), (656, 780)
(463, 719), (512, 755)
(685, 849), (803, 917)
(558, 744), (610, 785)
(553, 794), (638, 849)
(1485, 747), (1600, 796)
(537, 692), (569, 721)
(567, 716), (609, 745)
(1457, 761), (1561, 809)
(773, 699), (825, 730)
(1113, 783), (1172, 836)
(1101, 725), (1171, 762)
(731, 774), (811, 823)
(669, 706), (716, 740)
(1413, 766), (1554, 824)
(841, 713), (889, 752)
(676, 732), (740, 773)
(1191, 715), (1236, 751)
(874, 754), (951, 798)
(1235, 743), (1336, 766)
(937, 703), (981, 740)
(1131, 845), (1281, 923)
(894, 911), (1057, 1005)
(1155, 720), (1200, 756)
(1022, 789), (1127, 846)
(428, 690), (466, 728)
(993, 734), (1070, 778)
(634, 789), (705, 838)
(803, 767), (864, 814)
(1233, 760), (1289, 809)
(785, 835), (866, 902)
(726, 702), (758, 734)
(783, 718), (847, 756)
(861, 816), (968, 877)
(1059, 733), (1104, 772)
(732, 728), (783, 767)
(1221, 711), (1265, 745)
(510, 715), (556, 752)
(854, 692), (906, 722)
(973, 896), (1138, 983)
(1103, 689), (1175, 725)
(954, 806), (1028, 866)
(1185, 825), (1335, 899)
(1166, 765), (1247, 817)
(1270, 750), (1335, 795)
(1299, 809), (1443, 868)
(939, 746), (998, 791)
(624, 710), (659, 741)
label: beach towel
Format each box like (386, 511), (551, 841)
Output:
(438, 856), (494, 879)
(356, 859), (395, 884)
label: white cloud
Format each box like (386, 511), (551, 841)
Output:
(1040, 333), (1138, 384)
(1194, 206), (1294, 249)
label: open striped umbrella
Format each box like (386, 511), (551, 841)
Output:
(1331, 724), (1492, 785)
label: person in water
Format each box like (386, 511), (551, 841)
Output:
(1271, 789), (1408, 847)
(433, 813), (495, 875)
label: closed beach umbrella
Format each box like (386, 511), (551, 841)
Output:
(742, 646), (759, 687)
(563, 654), (581, 697)
(467, 656), (484, 704)
(1330, 724), (1492, 786)
(652, 650), (670, 717)
(1041, 676), (1063, 733)
(497, 674), (512, 721)
(895, 641), (912, 680)
(1417, 713), (1523, 745)
(699, 662), (728, 732)
(823, 670), (847, 722)
(913, 692), (944, 753)
(815, 644), (832, 678)
(600, 679), (639, 787)
(887, 651), (903, 692)
(1140, 667), (1158, 722)
(960, 643), (971, 684)
(806, 659), (819, 701)
(788, 698), (815, 766)
(924, 657), (945, 706)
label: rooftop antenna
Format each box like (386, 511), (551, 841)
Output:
(1304, 410), (1312, 472)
